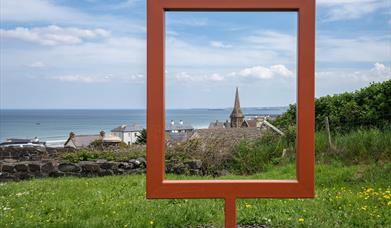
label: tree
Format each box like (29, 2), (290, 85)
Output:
(135, 129), (147, 145)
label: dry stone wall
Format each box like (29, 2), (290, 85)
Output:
(0, 157), (204, 182)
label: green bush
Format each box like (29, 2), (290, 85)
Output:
(61, 146), (146, 163)
(274, 80), (391, 132)
(229, 132), (291, 175)
(135, 129), (147, 145)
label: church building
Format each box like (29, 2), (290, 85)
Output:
(230, 87), (245, 128)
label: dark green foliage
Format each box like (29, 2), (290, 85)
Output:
(61, 146), (146, 163)
(274, 80), (391, 132)
(90, 139), (128, 149)
(229, 132), (293, 175)
(90, 139), (104, 148)
(135, 128), (147, 145)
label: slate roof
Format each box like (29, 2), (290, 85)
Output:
(111, 124), (144, 132)
(242, 119), (258, 128)
(166, 122), (194, 131)
(64, 135), (101, 148)
(64, 134), (121, 148)
(208, 120), (230, 129)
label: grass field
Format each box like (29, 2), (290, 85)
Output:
(1, 162), (390, 227)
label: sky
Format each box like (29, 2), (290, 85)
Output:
(0, 0), (390, 109)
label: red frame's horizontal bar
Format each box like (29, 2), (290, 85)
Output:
(160, 0), (302, 11)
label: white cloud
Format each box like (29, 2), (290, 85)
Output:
(50, 75), (110, 83)
(166, 34), (295, 68)
(0, 0), (89, 23)
(315, 63), (391, 97)
(317, 0), (388, 22)
(242, 30), (296, 52)
(109, 0), (141, 9)
(175, 72), (224, 82)
(316, 63), (391, 82)
(233, 65), (293, 80)
(317, 34), (391, 63)
(0, 25), (110, 46)
(210, 41), (232, 48)
(209, 73), (224, 81)
(28, 61), (45, 68)
(0, 0), (145, 34)
(167, 17), (209, 27)
(49, 73), (145, 84)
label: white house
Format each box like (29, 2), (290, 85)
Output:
(166, 120), (194, 133)
(111, 124), (143, 145)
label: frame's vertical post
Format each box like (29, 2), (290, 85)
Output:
(225, 197), (236, 228)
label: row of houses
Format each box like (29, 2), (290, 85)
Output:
(64, 87), (282, 149)
(64, 120), (194, 149)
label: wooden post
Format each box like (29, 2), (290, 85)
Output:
(325, 117), (332, 150)
(225, 197), (236, 228)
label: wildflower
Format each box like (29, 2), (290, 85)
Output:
(150, 221), (154, 225)
(298, 218), (304, 222)
(366, 188), (374, 193)
(388, 201), (391, 206)
(245, 203), (252, 208)
(384, 195), (390, 199)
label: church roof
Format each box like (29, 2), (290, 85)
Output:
(230, 87), (244, 118)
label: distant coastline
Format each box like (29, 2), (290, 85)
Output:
(0, 107), (287, 142)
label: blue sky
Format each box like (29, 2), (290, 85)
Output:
(0, 0), (390, 109)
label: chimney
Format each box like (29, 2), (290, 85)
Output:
(100, 130), (105, 137)
(180, 120), (183, 125)
(171, 120), (174, 125)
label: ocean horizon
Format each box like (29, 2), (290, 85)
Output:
(0, 107), (288, 143)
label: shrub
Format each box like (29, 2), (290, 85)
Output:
(274, 80), (391, 132)
(135, 129), (147, 145)
(61, 145), (146, 163)
(229, 131), (291, 175)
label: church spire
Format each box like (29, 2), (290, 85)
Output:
(230, 87), (244, 128)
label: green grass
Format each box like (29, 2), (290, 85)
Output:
(1, 163), (390, 227)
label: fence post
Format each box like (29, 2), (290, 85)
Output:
(325, 117), (333, 150)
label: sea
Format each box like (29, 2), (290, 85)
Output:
(0, 107), (287, 146)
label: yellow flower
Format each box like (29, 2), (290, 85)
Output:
(383, 195), (390, 199)
(245, 203), (252, 208)
(388, 201), (391, 206)
(298, 218), (304, 222)
(150, 221), (154, 225)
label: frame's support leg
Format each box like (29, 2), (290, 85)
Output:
(225, 197), (236, 228)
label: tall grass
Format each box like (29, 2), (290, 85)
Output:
(333, 128), (391, 163)
(231, 128), (391, 175)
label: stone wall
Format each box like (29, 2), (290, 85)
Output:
(0, 147), (72, 161)
(0, 158), (203, 182)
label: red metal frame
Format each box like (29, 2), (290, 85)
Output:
(147, 0), (315, 227)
